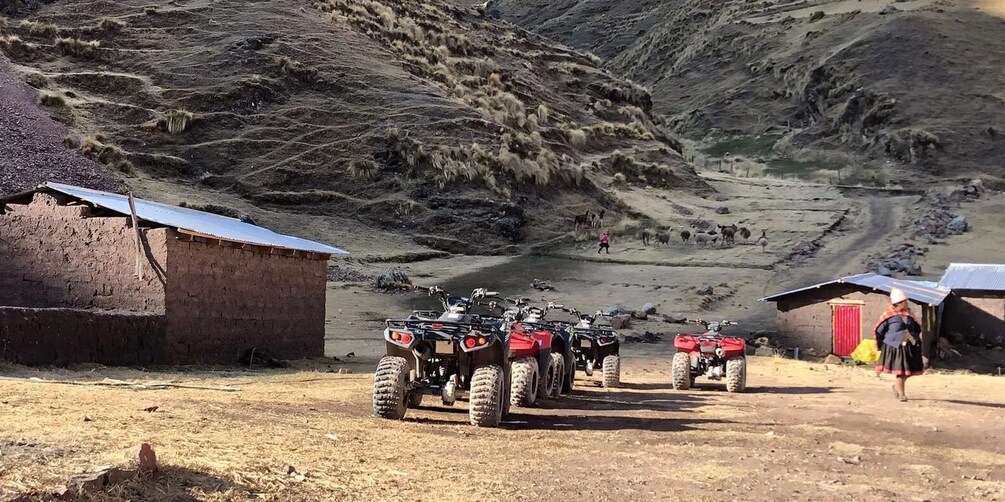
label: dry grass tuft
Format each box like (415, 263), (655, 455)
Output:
(166, 109), (194, 134)
(98, 17), (127, 32)
(19, 20), (58, 37)
(144, 6), (160, 16)
(54, 37), (100, 59)
(348, 159), (379, 179)
(80, 136), (134, 174)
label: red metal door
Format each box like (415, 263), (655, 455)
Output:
(832, 304), (861, 357)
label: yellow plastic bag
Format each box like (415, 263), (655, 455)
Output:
(850, 339), (880, 365)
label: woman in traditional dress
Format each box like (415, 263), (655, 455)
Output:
(875, 287), (924, 402)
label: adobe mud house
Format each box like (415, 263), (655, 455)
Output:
(0, 183), (346, 366)
(938, 264), (1005, 348)
(762, 274), (949, 360)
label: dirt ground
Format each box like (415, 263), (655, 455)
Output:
(1, 355), (1003, 502)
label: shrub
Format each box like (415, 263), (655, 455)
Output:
(348, 159), (379, 179)
(166, 109), (194, 134)
(37, 91), (66, 107)
(99, 18), (127, 32)
(55, 37), (100, 59)
(80, 136), (134, 173)
(19, 20), (58, 37)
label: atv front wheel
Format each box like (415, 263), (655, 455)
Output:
(470, 364), (506, 427)
(510, 357), (539, 407)
(602, 355), (621, 388)
(671, 352), (691, 391)
(373, 356), (409, 420)
(408, 392), (423, 408)
(726, 357), (747, 393)
(549, 352), (564, 398)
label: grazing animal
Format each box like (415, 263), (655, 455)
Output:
(757, 230), (768, 252)
(693, 232), (718, 247)
(573, 210), (592, 230)
(593, 209), (606, 228)
(656, 232), (670, 247)
(641, 228), (652, 246)
(717, 224), (737, 246)
(680, 229), (691, 244)
(739, 227), (751, 241)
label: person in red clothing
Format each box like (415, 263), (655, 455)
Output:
(597, 230), (610, 254)
(874, 287), (923, 402)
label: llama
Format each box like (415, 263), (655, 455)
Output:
(757, 230), (768, 252)
(739, 227), (751, 241)
(680, 229), (691, 245)
(641, 228), (652, 246)
(573, 210), (592, 230)
(717, 224), (737, 246)
(656, 232), (670, 247)
(693, 232), (718, 247)
(592, 209), (606, 228)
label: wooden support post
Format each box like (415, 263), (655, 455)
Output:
(128, 193), (144, 280)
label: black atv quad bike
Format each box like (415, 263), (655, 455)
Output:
(373, 287), (513, 427)
(565, 308), (621, 388)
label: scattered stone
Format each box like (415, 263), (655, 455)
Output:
(67, 466), (138, 496)
(375, 268), (411, 290)
(805, 347), (819, 357)
(623, 331), (663, 344)
(879, 4), (900, 15)
(697, 285), (714, 296)
(839, 455), (862, 465)
(325, 433), (339, 442)
(141, 406), (158, 413)
(662, 313), (688, 324)
(755, 346), (777, 357)
(947, 215), (968, 233)
(754, 337), (771, 347)
(809, 10), (825, 22)
(338, 368), (353, 374)
(531, 279), (555, 291)
(715, 206), (730, 214)
(610, 314), (632, 330)
(602, 305), (633, 316)
(326, 264), (373, 283)
(639, 302), (657, 315)
(824, 354), (843, 365)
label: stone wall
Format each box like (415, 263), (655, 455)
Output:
(942, 292), (1005, 346)
(164, 234), (327, 364)
(0, 307), (165, 366)
(0, 193), (167, 312)
(775, 284), (936, 356)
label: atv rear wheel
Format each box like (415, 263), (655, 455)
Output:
(562, 354), (575, 393)
(537, 354), (557, 400)
(549, 352), (564, 398)
(602, 355), (621, 388)
(726, 357), (747, 393)
(373, 356), (408, 420)
(470, 364), (506, 427)
(671, 352), (691, 390)
(510, 357), (539, 407)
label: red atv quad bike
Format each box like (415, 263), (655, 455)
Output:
(671, 320), (747, 393)
(487, 297), (560, 408)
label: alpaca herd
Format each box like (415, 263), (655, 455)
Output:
(641, 223), (769, 252)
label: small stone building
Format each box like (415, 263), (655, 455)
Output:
(0, 182), (346, 366)
(938, 264), (1005, 347)
(761, 273), (949, 359)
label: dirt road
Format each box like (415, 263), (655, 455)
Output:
(2, 353), (1003, 501)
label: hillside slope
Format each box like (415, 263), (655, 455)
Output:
(0, 0), (706, 253)
(488, 0), (1005, 182)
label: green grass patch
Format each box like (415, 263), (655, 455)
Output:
(764, 158), (843, 177)
(701, 135), (779, 158)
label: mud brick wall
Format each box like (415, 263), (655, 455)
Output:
(0, 193), (168, 312)
(775, 285), (935, 356)
(0, 307), (166, 366)
(942, 293), (1005, 346)
(164, 234), (327, 364)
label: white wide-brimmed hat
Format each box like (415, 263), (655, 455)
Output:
(890, 287), (908, 304)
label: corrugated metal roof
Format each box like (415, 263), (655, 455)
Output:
(938, 263), (1005, 291)
(42, 182), (347, 255)
(761, 273), (950, 306)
